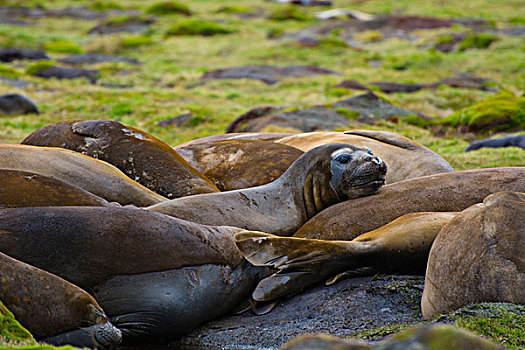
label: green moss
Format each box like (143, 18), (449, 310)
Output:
(0, 300), (35, 346)
(166, 20), (236, 36)
(25, 60), (54, 75)
(268, 6), (312, 21)
(267, 27), (285, 39)
(401, 115), (434, 128)
(145, 1), (191, 16)
(43, 40), (83, 54)
(334, 108), (360, 120)
(318, 37), (349, 49)
(458, 33), (499, 51)
(215, 6), (255, 15)
(106, 15), (147, 25)
(350, 323), (412, 340)
(440, 90), (525, 133)
(89, 1), (123, 11)
(121, 35), (154, 48)
(0, 64), (21, 79)
(509, 17), (525, 25)
(435, 35), (454, 45)
(326, 88), (351, 98)
(354, 30), (384, 43)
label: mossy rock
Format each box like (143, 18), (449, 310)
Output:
(267, 27), (285, 39)
(354, 30), (384, 43)
(166, 20), (236, 36)
(43, 40), (83, 54)
(25, 60), (54, 75)
(0, 300), (35, 346)
(440, 90), (525, 133)
(268, 6), (312, 21)
(401, 114), (434, 128)
(215, 6), (255, 15)
(89, 0), (123, 11)
(458, 33), (499, 51)
(0, 64), (21, 79)
(146, 1), (191, 16)
(121, 35), (154, 48)
(318, 37), (349, 49)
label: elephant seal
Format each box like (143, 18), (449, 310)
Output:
(0, 206), (269, 344)
(0, 144), (166, 206)
(0, 169), (112, 208)
(275, 130), (454, 184)
(294, 167), (525, 240)
(175, 132), (293, 148)
(235, 212), (457, 302)
(421, 191), (525, 319)
(22, 120), (219, 198)
(465, 135), (525, 151)
(176, 140), (304, 190)
(147, 143), (387, 236)
(0, 251), (121, 348)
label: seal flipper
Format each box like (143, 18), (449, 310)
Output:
(43, 322), (122, 348)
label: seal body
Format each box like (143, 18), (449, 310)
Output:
(22, 120), (219, 198)
(176, 140), (304, 190)
(148, 143), (387, 236)
(0, 206), (268, 344)
(235, 212), (457, 301)
(275, 130), (454, 184)
(294, 167), (525, 240)
(0, 144), (166, 206)
(175, 132), (293, 148)
(421, 191), (525, 319)
(0, 251), (121, 348)
(0, 169), (111, 208)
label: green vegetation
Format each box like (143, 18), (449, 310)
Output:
(43, 40), (83, 54)
(146, 1), (191, 16)
(268, 6), (312, 21)
(440, 90), (525, 133)
(0, 64), (21, 79)
(166, 20), (236, 36)
(458, 33), (499, 51)
(25, 60), (54, 75)
(0, 301), (35, 346)
(354, 30), (384, 43)
(89, 1), (124, 11)
(121, 35), (155, 48)
(215, 6), (256, 15)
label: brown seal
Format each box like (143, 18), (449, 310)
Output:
(0, 251), (121, 348)
(421, 191), (525, 319)
(0, 206), (270, 344)
(0, 169), (112, 208)
(0, 144), (166, 206)
(147, 143), (387, 236)
(235, 212), (457, 301)
(275, 130), (454, 184)
(175, 132), (294, 148)
(294, 167), (525, 240)
(176, 140), (304, 190)
(22, 120), (219, 198)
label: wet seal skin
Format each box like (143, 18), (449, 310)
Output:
(22, 120), (219, 198)
(0, 251), (121, 348)
(0, 169), (112, 208)
(422, 191), (525, 319)
(147, 143), (387, 236)
(0, 206), (269, 344)
(176, 140), (304, 190)
(275, 130), (454, 184)
(294, 167), (525, 241)
(235, 212), (457, 302)
(0, 143), (166, 206)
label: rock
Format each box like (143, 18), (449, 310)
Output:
(332, 92), (429, 124)
(0, 78), (32, 89)
(227, 106), (353, 133)
(0, 48), (49, 63)
(158, 113), (193, 128)
(34, 66), (100, 83)
(315, 9), (375, 21)
(438, 73), (498, 91)
(0, 94), (39, 115)
(465, 135), (525, 151)
(282, 324), (505, 349)
(201, 65), (339, 85)
(174, 275), (425, 349)
(368, 82), (429, 94)
(334, 80), (368, 91)
(88, 16), (155, 35)
(422, 191), (525, 319)
(58, 53), (139, 65)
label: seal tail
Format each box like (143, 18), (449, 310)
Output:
(234, 231), (376, 301)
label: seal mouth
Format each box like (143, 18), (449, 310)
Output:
(350, 178), (385, 188)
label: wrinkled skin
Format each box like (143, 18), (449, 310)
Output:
(22, 120), (219, 198)
(147, 143), (387, 236)
(0, 252), (121, 348)
(422, 191), (525, 319)
(0, 206), (268, 344)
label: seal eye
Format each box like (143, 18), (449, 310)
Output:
(335, 154), (351, 164)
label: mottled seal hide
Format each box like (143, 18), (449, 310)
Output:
(0, 252), (121, 348)
(421, 191), (525, 319)
(147, 143), (387, 236)
(0, 206), (268, 344)
(176, 140), (304, 190)
(22, 120), (218, 198)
